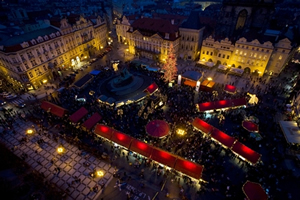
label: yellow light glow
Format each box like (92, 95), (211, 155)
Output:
(207, 77), (212, 81)
(42, 79), (47, 83)
(57, 147), (64, 153)
(126, 49), (129, 52)
(27, 129), (33, 134)
(124, 42), (127, 45)
(97, 170), (104, 177)
(177, 129), (186, 136)
(101, 46), (103, 49)
(84, 56), (87, 59)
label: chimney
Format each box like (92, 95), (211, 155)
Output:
(171, 19), (174, 25)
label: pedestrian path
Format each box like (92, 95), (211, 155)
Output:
(0, 119), (113, 200)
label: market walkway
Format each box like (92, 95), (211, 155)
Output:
(0, 118), (114, 200)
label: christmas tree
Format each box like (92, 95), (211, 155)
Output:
(161, 43), (177, 83)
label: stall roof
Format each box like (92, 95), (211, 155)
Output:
(182, 71), (202, 81)
(231, 141), (261, 165)
(211, 128), (236, 148)
(197, 101), (215, 112)
(111, 130), (132, 149)
(174, 157), (204, 180)
(243, 181), (268, 200)
(40, 101), (67, 118)
(214, 99), (232, 110)
(69, 107), (88, 123)
(94, 124), (113, 140)
(279, 121), (300, 144)
(150, 148), (177, 168)
(129, 139), (153, 157)
(184, 79), (196, 87)
(231, 98), (247, 107)
(224, 84), (236, 94)
(89, 70), (102, 76)
(145, 82), (158, 94)
(82, 112), (102, 130)
(192, 118), (214, 134)
(73, 74), (93, 89)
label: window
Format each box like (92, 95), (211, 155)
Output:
(16, 66), (22, 72)
(282, 50), (285, 53)
(24, 63), (29, 69)
(218, 54), (221, 57)
(266, 50), (269, 53)
(43, 65), (47, 71)
(240, 51), (243, 55)
(28, 72), (33, 78)
(222, 54), (225, 58)
(263, 55), (267, 60)
(227, 55), (230, 59)
(210, 52), (213, 56)
(279, 55), (282, 60)
(206, 51), (209, 55)
(244, 52), (247, 56)
(254, 53), (257, 58)
(202, 51), (205, 54)
(39, 57), (43, 62)
(235, 50), (239, 54)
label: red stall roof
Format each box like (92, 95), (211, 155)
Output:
(211, 128), (236, 148)
(243, 181), (268, 200)
(94, 124), (113, 140)
(174, 157), (204, 180)
(224, 84), (236, 94)
(41, 101), (67, 118)
(197, 101), (215, 112)
(242, 120), (259, 132)
(129, 139), (153, 157)
(150, 148), (177, 168)
(231, 98), (247, 107)
(111, 130), (132, 148)
(82, 112), (102, 130)
(69, 107), (88, 123)
(231, 141), (261, 165)
(145, 82), (158, 94)
(192, 118), (214, 134)
(146, 120), (170, 138)
(214, 99), (232, 110)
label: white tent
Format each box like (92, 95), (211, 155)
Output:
(279, 121), (300, 144)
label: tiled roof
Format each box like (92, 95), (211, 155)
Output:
(129, 18), (179, 41)
(181, 11), (203, 29)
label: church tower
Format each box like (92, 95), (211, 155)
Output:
(216, 0), (275, 38)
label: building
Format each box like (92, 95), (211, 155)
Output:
(124, 17), (181, 63)
(0, 14), (107, 90)
(200, 35), (293, 76)
(179, 11), (205, 61)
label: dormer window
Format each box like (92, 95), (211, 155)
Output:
(165, 33), (169, 39)
(31, 39), (36, 45)
(44, 36), (49, 40)
(56, 32), (60, 36)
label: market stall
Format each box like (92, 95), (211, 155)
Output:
(40, 101), (67, 118)
(174, 157), (204, 180)
(150, 147), (177, 168)
(279, 121), (300, 144)
(69, 107), (88, 123)
(210, 128), (236, 148)
(242, 121), (259, 132)
(231, 141), (261, 165)
(129, 139), (153, 157)
(229, 68), (244, 76)
(197, 98), (247, 112)
(242, 181), (268, 200)
(144, 82), (158, 95)
(192, 118), (214, 135)
(224, 84), (237, 94)
(214, 99), (232, 110)
(182, 71), (203, 88)
(111, 130), (132, 149)
(94, 124), (113, 140)
(200, 80), (215, 92)
(146, 120), (170, 138)
(196, 101), (216, 112)
(82, 112), (102, 131)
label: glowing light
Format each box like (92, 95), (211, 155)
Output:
(97, 170), (104, 177)
(42, 79), (47, 83)
(207, 77), (212, 81)
(57, 147), (64, 153)
(27, 129), (33, 134)
(177, 129), (186, 136)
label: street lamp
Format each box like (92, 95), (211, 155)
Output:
(26, 129), (34, 135)
(97, 170), (104, 177)
(57, 146), (64, 154)
(176, 129), (186, 136)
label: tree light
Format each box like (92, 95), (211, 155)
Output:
(177, 129), (186, 136)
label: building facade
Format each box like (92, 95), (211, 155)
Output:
(200, 36), (293, 76)
(0, 14), (107, 90)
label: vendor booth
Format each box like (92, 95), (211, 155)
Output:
(41, 101), (67, 118)
(94, 124), (113, 140)
(196, 98), (247, 112)
(229, 68), (244, 76)
(111, 131), (132, 149)
(192, 118), (214, 135)
(231, 141), (261, 165)
(242, 121), (259, 132)
(242, 181), (268, 200)
(182, 71), (203, 87)
(82, 112), (102, 130)
(210, 128), (236, 148)
(146, 120), (170, 138)
(150, 147), (177, 168)
(69, 107), (88, 123)
(144, 82), (158, 95)
(73, 74), (94, 90)
(174, 157), (204, 180)
(224, 84), (237, 94)
(200, 80), (215, 92)
(129, 139), (153, 157)
(279, 121), (300, 144)
(217, 64), (228, 73)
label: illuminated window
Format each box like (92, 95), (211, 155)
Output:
(244, 52), (247, 56)
(279, 55), (282, 60)
(235, 50), (238, 54)
(254, 53), (257, 58)
(240, 51), (243, 55)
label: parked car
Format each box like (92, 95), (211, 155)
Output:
(14, 102), (26, 108)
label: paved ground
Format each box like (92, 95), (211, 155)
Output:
(0, 119), (114, 200)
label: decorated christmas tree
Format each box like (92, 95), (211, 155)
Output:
(161, 43), (177, 83)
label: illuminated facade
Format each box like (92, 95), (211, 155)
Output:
(0, 15), (107, 90)
(200, 36), (292, 76)
(117, 17), (180, 63)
